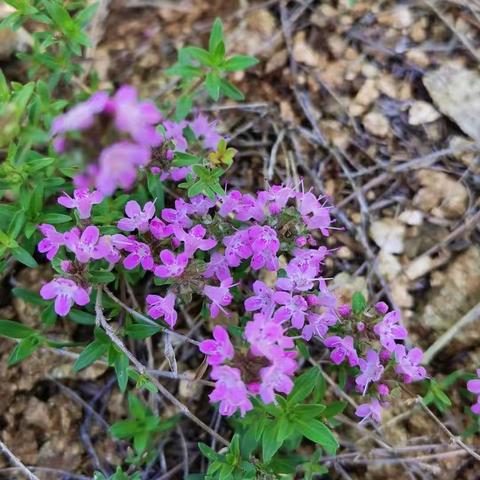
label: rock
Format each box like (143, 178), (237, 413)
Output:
(293, 31), (326, 68)
(408, 101), (441, 125)
(369, 218), (406, 254)
(353, 79), (380, 111)
(413, 169), (468, 219)
(363, 111), (390, 137)
(378, 6), (414, 29)
(398, 209), (424, 226)
(332, 273), (368, 305)
(405, 255), (433, 280)
(378, 250), (402, 282)
(423, 65), (480, 143)
(420, 247), (480, 349)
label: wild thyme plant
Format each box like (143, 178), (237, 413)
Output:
(1, 9), (479, 480)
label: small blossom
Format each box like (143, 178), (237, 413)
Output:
(298, 192), (333, 235)
(209, 365), (253, 417)
(375, 301), (389, 314)
(338, 304), (352, 317)
(203, 252), (232, 283)
(324, 335), (359, 367)
(199, 326), (234, 366)
(394, 345), (427, 383)
(58, 188), (103, 219)
(189, 114), (222, 151)
(161, 199), (192, 229)
(149, 217), (173, 239)
(64, 226), (108, 263)
(38, 224), (64, 260)
(172, 224), (217, 257)
(204, 280), (233, 318)
(244, 280), (276, 317)
(163, 120), (188, 151)
(117, 200), (155, 233)
(40, 278), (90, 316)
(356, 350), (384, 395)
(273, 292), (309, 329)
(377, 384), (389, 396)
(146, 292), (177, 328)
(467, 369), (480, 415)
(154, 250), (189, 278)
(374, 310), (408, 352)
(302, 311), (337, 340)
(355, 399), (382, 424)
(112, 234), (154, 270)
(223, 230), (252, 267)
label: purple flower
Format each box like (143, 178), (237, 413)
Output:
(38, 224), (64, 260)
(96, 142), (151, 196)
(273, 292), (308, 329)
(218, 191), (265, 222)
(112, 234), (154, 270)
(375, 301), (389, 314)
(149, 217), (173, 239)
(258, 184), (295, 214)
(146, 292), (177, 328)
(204, 252), (232, 283)
(204, 280), (233, 318)
(189, 114), (222, 151)
(110, 85), (162, 146)
(223, 230), (252, 267)
(298, 192), (332, 235)
(64, 226), (108, 263)
(172, 225), (217, 257)
(163, 120), (188, 151)
(324, 335), (359, 367)
(355, 399), (382, 424)
(276, 258), (319, 292)
(244, 313), (294, 357)
(302, 311), (337, 340)
(51, 91), (108, 136)
(161, 199), (192, 229)
(154, 250), (189, 278)
(117, 200), (155, 233)
(467, 369), (480, 415)
(248, 225), (279, 271)
(394, 345), (427, 383)
(373, 310), (407, 352)
(209, 365), (253, 417)
(95, 235), (121, 264)
(259, 348), (297, 404)
(40, 278), (90, 316)
(199, 326), (234, 366)
(377, 384), (389, 396)
(57, 188), (103, 219)
(244, 280), (276, 317)
(356, 350), (384, 395)
(338, 304), (352, 317)
(186, 195), (215, 216)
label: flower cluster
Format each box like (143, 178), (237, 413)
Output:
(467, 370), (480, 415)
(52, 87), (223, 195)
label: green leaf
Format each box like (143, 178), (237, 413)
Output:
(322, 401), (347, 419)
(222, 55), (259, 72)
(128, 392), (148, 420)
(88, 270), (115, 284)
(113, 349), (129, 392)
(262, 421), (282, 463)
(8, 336), (40, 366)
(40, 213), (72, 224)
(12, 287), (46, 306)
(352, 291), (367, 315)
(110, 419), (140, 439)
(205, 72), (220, 101)
(0, 320), (35, 339)
(219, 78), (244, 101)
(69, 309), (96, 325)
(133, 431), (149, 454)
(293, 404), (326, 420)
(73, 340), (108, 371)
(293, 418), (338, 455)
(287, 367), (319, 404)
(11, 246), (38, 268)
(41, 303), (57, 326)
(7, 209), (26, 239)
(198, 442), (220, 462)
(124, 323), (161, 340)
(175, 95), (193, 121)
(181, 47), (213, 67)
(209, 18), (224, 53)
(173, 152), (202, 167)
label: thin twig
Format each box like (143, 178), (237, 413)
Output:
(0, 439), (40, 480)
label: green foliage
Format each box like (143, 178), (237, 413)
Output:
(94, 467), (141, 480)
(166, 17), (258, 120)
(110, 393), (179, 464)
(352, 291), (367, 315)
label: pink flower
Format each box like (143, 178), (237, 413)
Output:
(248, 225), (279, 271)
(189, 114), (222, 151)
(96, 142), (151, 196)
(40, 278), (90, 316)
(64, 226), (108, 263)
(355, 399), (382, 424)
(203, 252), (231, 283)
(273, 292), (308, 329)
(276, 258), (319, 292)
(244, 280), (276, 317)
(218, 191), (265, 222)
(149, 217), (173, 239)
(356, 350), (384, 395)
(298, 192), (332, 235)
(146, 292), (177, 328)
(172, 225), (217, 257)
(204, 280), (233, 318)
(467, 369), (480, 415)
(223, 229), (252, 267)
(394, 345), (427, 383)
(51, 91), (108, 136)
(154, 250), (189, 278)
(209, 365), (253, 417)
(375, 301), (389, 314)
(95, 235), (121, 264)
(186, 195), (215, 216)
(373, 310), (408, 352)
(377, 384), (389, 396)
(302, 311), (337, 340)
(117, 200), (155, 233)
(199, 326), (234, 366)
(114, 235), (154, 271)
(324, 335), (359, 367)
(338, 304), (352, 317)
(110, 85), (162, 146)
(163, 120), (188, 151)
(161, 199), (192, 229)
(245, 313), (293, 357)
(38, 224), (64, 260)
(259, 348), (297, 404)
(57, 188), (103, 219)
(258, 185), (295, 215)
